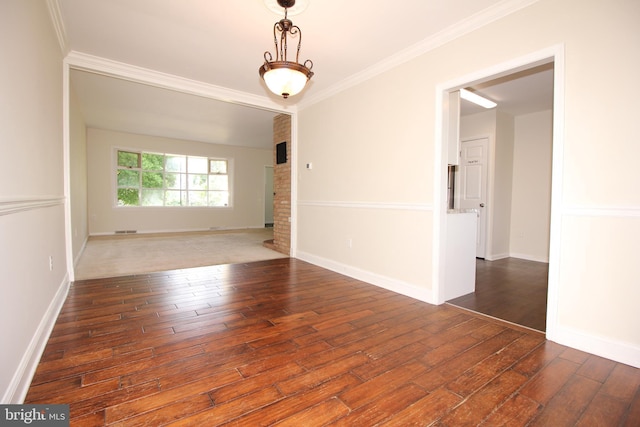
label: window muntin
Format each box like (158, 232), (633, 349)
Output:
(116, 150), (230, 207)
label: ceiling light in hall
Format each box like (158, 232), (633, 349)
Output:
(259, 0), (314, 99)
(460, 88), (497, 109)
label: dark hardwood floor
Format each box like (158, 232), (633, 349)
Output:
(26, 258), (639, 426)
(448, 257), (549, 332)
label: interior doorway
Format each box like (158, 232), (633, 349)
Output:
(439, 52), (559, 333)
(264, 166), (274, 227)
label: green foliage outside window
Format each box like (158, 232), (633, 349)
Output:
(118, 151), (139, 168)
(116, 150), (229, 207)
(118, 188), (139, 206)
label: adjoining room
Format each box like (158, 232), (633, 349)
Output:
(445, 63), (554, 333)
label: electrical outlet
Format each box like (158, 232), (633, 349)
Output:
(49, 256), (53, 271)
(347, 238), (353, 248)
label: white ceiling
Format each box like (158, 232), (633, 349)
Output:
(461, 63), (554, 117)
(58, 0), (551, 149)
(71, 69), (278, 149)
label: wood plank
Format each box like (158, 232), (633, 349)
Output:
(108, 394), (213, 427)
(24, 259), (640, 426)
(276, 353), (370, 395)
(104, 370), (242, 424)
(439, 370), (529, 426)
(272, 397), (350, 426)
(167, 387), (283, 426)
(332, 383), (427, 426)
(480, 394), (541, 427)
(383, 387), (463, 426)
(219, 374), (361, 426)
(528, 375), (600, 426)
(519, 358), (580, 404)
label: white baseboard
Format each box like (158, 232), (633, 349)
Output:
(547, 325), (640, 369)
(508, 252), (550, 263)
(3, 275), (70, 403)
(485, 252), (509, 261)
(485, 253), (549, 263)
(295, 251), (435, 305)
(90, 225), (266, 237)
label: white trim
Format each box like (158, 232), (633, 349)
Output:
(46, 0), (68, 54)
(562, 206), (640, 218)
(3, 276), (70, 403)
(64, 51), (292, 115)
(63, 59), (75, 282)
(298, 0), (540, 109)
(432, 74), (447, 305)
(550, 325), (640, 369)
(545, 45), (566, 346)
(296, 250), (435, 305)
(297, 200), (433, 211)
(88, 225), (268, 237)
(508, 253), (549, 263)
(485, 253), (510, 261)
(290, 113), (298, 257)
(0, 197), (65, 216)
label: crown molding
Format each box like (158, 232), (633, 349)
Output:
(65, 51), (296, 115)
(46, 0), (69, 55)
(298, 0), (539, 109)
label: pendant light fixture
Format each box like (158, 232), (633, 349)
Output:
(259, 0), (314, 99)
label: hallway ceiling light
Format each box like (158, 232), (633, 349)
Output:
(460, 88), (497, 109)
(259, 0), (314, 99)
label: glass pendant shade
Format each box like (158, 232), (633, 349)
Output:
(260, 62), (311, 99)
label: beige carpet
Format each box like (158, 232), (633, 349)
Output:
(74, 228), (287, 280)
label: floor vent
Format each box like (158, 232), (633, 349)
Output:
(115, 230), (137, 234)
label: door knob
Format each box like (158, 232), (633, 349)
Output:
(479, 203), (485, 207)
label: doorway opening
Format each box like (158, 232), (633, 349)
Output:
(437, 49), (563, 335)
(264, 166), (274, 227)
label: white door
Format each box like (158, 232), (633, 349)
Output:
(264, 166), (274, 226)
(459, 138), (488, 258)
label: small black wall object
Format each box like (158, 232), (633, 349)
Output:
(276, 141), (287, 164)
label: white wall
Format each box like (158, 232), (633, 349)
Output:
(69, 86), (89, 264)
(297, 0), (640, 367)
(297, 68), (435, 302)
(510, 110), (552, 261)
(491, 110), (515, 259)
(87, 128), (273, 234)
(0, 1), (68, 402)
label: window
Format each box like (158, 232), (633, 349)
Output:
(116, 150), (230, 207)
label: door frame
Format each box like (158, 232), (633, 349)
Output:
(432, 45), (565, 341)
(264, 165), (274, 227)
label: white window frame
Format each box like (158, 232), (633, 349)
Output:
(115, 149), (232, 208)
